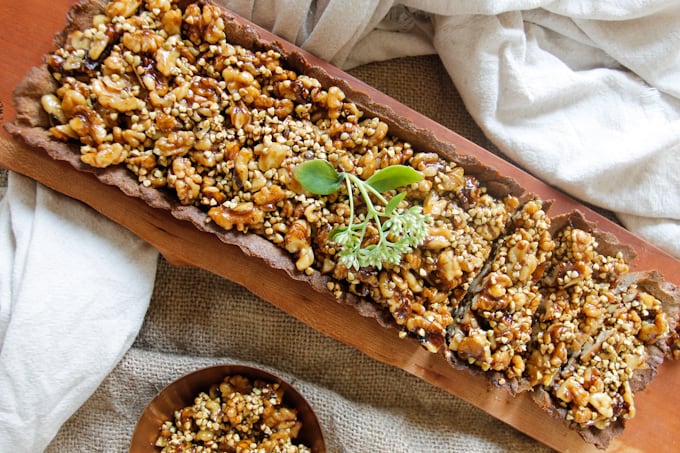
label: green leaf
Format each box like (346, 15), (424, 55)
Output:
(384, 191), (407, 216)
(366, 165), (422, 193)
(329, 225), (350, 243)
(295, 160), (343, 195)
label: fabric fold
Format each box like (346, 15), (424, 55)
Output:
(0, 174), (158, 452)
(431, 6), (680, 257)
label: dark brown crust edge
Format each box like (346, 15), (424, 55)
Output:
(4, 0), (680, 450)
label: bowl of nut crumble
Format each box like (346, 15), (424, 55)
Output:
(129, 364), (325, 452)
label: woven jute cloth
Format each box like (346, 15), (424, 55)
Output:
(2, 55), (555, 452)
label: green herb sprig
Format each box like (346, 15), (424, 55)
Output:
(295, 159), (431, 270)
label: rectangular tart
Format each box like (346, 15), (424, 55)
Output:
(5, 0), (680, 449)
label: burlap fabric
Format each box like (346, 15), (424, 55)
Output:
(2, 55), (556, 452)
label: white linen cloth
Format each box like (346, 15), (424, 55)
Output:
(0, 174), (157, 452)
(1, 0), (680, 451)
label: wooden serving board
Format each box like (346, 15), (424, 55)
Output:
(1, 1), (679, 452)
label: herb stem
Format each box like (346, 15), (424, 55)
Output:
(344, 174), (356, 230)
(344, 173), (385, 254)
(349, 173), (384, 237)
(348, 173), (389, 206)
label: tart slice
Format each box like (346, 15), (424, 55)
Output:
(446, 198), (554, 386)
(527, 213), (676, 447)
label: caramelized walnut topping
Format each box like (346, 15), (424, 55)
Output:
(155, 374), (311, 452)
(449, 200), (554, 379)
(38, 1), (679, 437)
(526, 226), (669, 430)
(41, 0), (519, 352)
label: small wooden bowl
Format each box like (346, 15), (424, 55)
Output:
(129, 364), (326, 452)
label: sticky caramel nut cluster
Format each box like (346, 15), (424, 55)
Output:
(527, 226), (669, 428)
(155, 374), (311, 453)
